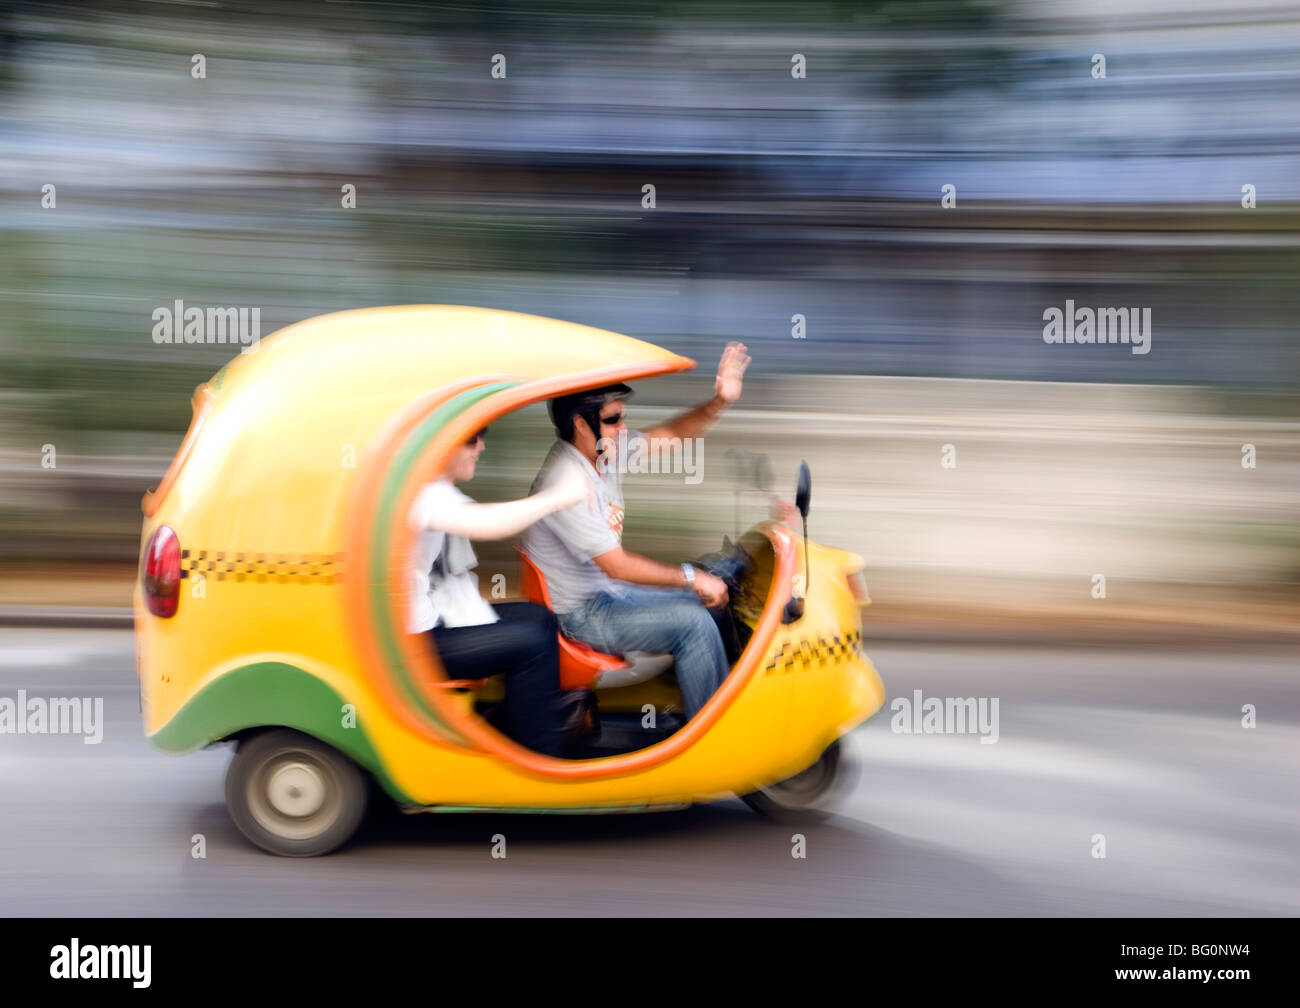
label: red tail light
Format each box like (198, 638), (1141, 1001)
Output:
(142, 525), (181, 617)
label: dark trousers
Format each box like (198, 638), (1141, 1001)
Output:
(427, 601), (563, 757)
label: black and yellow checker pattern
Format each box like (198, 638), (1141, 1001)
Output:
(764, 629), (864, 676)
(180, 549), (344, 585)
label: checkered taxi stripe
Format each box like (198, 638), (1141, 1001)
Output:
(180, 550), (343, 584)
(764, 630), (864, 676)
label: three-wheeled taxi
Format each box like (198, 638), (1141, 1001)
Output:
(134, 306), (885, 855)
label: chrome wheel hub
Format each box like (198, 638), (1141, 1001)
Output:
(266, 760), (327, 818)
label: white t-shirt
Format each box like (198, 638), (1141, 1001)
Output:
(522, 436), (637, 613)
(406, 479), (500, 633)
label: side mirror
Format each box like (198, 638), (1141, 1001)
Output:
(727, 450), (776, 543)
(727, 449), (774, 492)
(795, 460), (811, 518)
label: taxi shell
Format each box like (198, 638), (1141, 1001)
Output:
(135, 306), (886, 823)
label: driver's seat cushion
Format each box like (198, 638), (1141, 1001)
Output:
(517, 550), (629, 691)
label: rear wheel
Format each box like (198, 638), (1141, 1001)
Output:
(741, 740), (850, 824)
(225, 729), (368, 857)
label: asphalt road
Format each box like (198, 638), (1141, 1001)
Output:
(1, 628), (1296, 916)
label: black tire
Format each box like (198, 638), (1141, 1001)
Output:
(741, 740), (852, 824)
(225, 729), (368, 857)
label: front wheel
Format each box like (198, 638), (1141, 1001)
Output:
(741, 740), (852, 824)
(225, 729), (368, 857)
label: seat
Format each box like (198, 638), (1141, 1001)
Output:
(517, 550), (672, 692)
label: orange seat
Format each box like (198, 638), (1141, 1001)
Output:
(517, 549), (628, 691)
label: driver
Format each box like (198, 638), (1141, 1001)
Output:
(523, 342), (751, 720)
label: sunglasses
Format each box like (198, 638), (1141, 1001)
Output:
(465, 427), (488, 446)
(598, 411), (625, 427)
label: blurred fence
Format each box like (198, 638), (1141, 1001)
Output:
(4, 376), (1296, 624)
(1, 1), (1297, 622)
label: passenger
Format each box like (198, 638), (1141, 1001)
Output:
(408, 426), (589, 757)
(523, 342), (751, 719)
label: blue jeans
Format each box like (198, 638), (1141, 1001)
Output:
(557, 585), (730, 719)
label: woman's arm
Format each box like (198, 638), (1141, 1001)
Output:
(411, 462), (591, 541)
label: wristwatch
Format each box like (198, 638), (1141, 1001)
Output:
(680, 563), (696, 589)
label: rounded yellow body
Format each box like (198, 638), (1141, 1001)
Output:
(134, 306), (885, 812)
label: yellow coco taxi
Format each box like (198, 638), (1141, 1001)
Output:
(134, 306), (885, 856)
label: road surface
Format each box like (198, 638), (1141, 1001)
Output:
(1, 628), (1295, 916)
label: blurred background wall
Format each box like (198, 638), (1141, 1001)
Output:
(1, 0), (1296, 634)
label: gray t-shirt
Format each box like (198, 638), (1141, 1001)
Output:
(523, 436), (638, 613)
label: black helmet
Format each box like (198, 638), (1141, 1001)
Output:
(548, 383), (633, 442)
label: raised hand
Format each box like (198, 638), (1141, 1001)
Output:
(714, 341), (751, 405)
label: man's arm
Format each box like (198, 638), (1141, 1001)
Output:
(638, 394), (728, 444)
(592, 547), (728, 607)
(639, 341), (750, 443)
